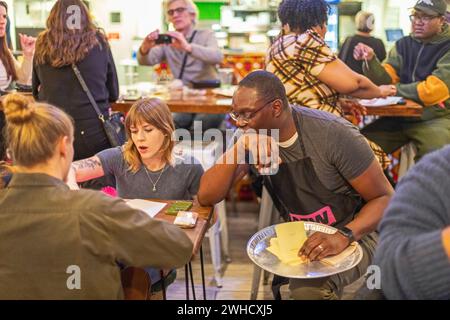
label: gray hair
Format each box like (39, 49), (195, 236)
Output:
(166, 0), (199, 25)
(355, 11), (375, 33)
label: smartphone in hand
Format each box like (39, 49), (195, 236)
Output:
(155, 34), (173, 44)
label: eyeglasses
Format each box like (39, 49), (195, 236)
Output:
(229, 99), (276, 125)
(409, 14), (440, 23)
(167, 7), (187, 16)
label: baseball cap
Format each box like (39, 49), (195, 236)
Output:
(414, 0), (448, 16)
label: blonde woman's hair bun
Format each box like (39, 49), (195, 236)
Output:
(3, 94), (35, 125)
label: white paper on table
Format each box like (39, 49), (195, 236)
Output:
(212, 86), (237, 97)
(124, 199), (166, 218)
(358, 97), (404, 107)
(217, 98), (232, 105)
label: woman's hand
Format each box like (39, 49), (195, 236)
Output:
(167, 31), (192, 53)
(298, 231), (350, 261)
(339, 98), (367, 123)
(353, 42), (375, 61)
(379, 84), (397, 98)
(140, 29), (160, 55)
(19, 33), (36, 58)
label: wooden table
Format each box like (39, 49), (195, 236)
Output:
(153, 200), (214, 258)
(153, 200), (214, 300)
(2, 90), (422, 117)
(112, 91), (231, 115)
(362, 99), (423, 117)
(112, 92), (423, 117)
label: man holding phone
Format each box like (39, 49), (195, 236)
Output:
(138, 0), (225, 130)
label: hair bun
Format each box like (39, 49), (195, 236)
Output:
(3, 94), (35, 125)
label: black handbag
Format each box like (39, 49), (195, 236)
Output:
(72, 64), (126, 147)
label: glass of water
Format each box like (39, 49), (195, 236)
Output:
(218, 68), (234, 88)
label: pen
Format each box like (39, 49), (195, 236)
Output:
(363, 51), (370, 71)
(364, 58), (369, 70)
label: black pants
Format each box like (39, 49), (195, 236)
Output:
(73, 118), (112, 161)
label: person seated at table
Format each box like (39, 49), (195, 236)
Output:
(0, 1), (35, 161)
(338, 11), (386, 75)
(0, 94), (192, 299)
(354, 0), (450, 161)
(137, 0), (225, 131)
(266, 0), (396, 170)
(371, 145), (450, 299)
(71, 97), (204, 294)
(197, 70), (394, 300)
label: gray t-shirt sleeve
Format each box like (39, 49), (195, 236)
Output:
(96, 147), (125, 176)
(326, 119), (375, 181)
(175, 155), (204, 198)
(187, 163), (204, 196)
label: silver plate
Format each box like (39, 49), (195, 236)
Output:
(247, 222), (364, 279)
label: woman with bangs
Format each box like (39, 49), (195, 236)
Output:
(32, 0), (119, 161)
(72, 97), (204, 201)
(71, 97), (203, 295)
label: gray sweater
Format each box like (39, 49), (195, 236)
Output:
(137, 27), (223, 85)
(374, 145), (450, 299)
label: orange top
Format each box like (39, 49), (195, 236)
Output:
(442, 227), (450, 259)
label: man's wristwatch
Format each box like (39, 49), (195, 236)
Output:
(338, 227), (355, 244)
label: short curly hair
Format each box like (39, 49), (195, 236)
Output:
(278, 0), (330, 33)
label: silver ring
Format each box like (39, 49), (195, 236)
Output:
(318, 244), (324, 252)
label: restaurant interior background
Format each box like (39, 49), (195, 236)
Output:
(5, 0), (419, 85)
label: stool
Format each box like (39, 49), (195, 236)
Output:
(250, 187), (279, 300)
(398, 142), (417, 180)
(174, 140), (230, 287)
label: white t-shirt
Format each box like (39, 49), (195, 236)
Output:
(0, 59), (12, 90)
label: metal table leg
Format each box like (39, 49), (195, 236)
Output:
(185, 264), (189, 300)
(200, 245), (206, 300)
(189, 262), (196, 300)
(160, 269), (166, 300)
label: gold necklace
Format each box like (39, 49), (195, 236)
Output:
(143, 165), (167, 192)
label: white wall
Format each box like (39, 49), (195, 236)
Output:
(89, 0), (164, 83)
(362, 0), (417, 41)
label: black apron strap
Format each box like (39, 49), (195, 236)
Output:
(264, 176), (289, 221)
(178, 30), (197, 80)
(291, 106), (308, 158)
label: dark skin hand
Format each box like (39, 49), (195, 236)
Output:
(298, 232), (350, 262)
(298, 159), (394, 261)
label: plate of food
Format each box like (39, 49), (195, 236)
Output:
(247, 221), (363, 279)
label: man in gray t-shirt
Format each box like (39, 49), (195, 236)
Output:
(232, 106), (374, 196)
(198, 70), (394, 300)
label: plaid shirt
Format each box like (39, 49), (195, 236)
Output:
(266, 30), (390, 169)
(266, 30), (341, 116)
